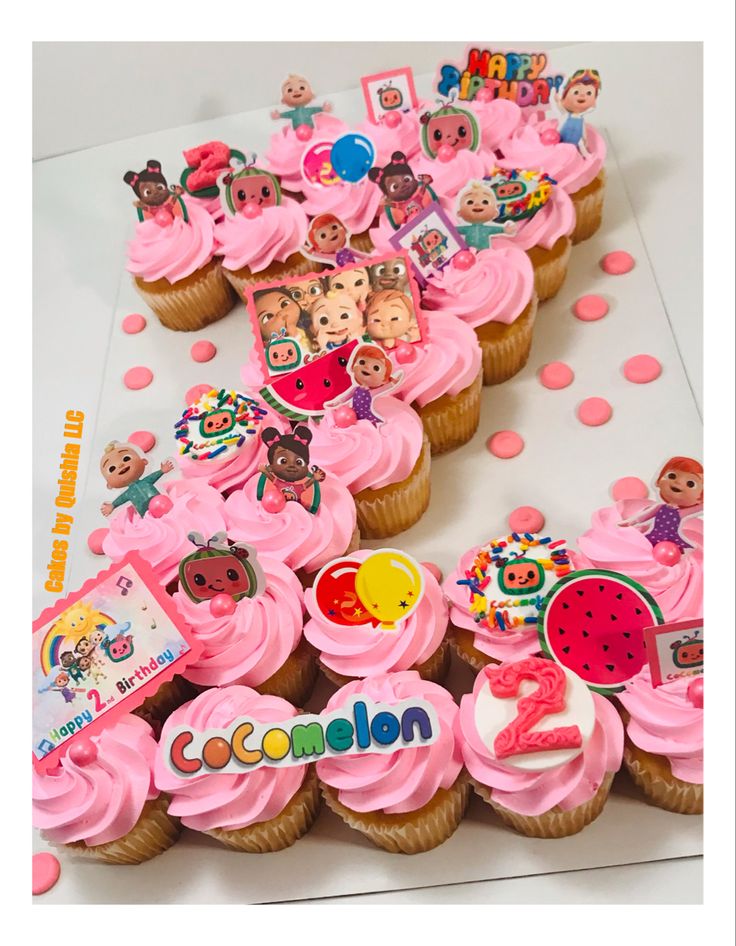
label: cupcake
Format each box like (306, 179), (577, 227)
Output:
(154, 687), (321, 852)
(213, 163), (312, 297)
(617, 667), (703, 814)
(172, 547), (315, 706)
(300, 176), (382, 255)
(304, 552), (450, 685)
(467, 96), (523, 155)
(317, 672), (468, 853)
(32, 715), (180, 864)
(444, 531), (574, 671)
(458, 658), (623, 838)
(179, 141), (248, 223)
(421, 246), (537, 385)
(123, 159), (235, 331)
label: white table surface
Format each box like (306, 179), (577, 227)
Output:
(32, 41), (702, 904)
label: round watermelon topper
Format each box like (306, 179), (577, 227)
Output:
(420, 103), (480, 159)
(538, 569), (663, 694)
(260, 340), (358, 421)
(221, 164), (282, 216)
(179, 533), (263, 604)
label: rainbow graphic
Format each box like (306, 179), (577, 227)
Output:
(39, 611), (115, 676)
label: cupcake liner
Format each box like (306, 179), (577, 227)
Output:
(133, 675), (197, 739)
(205, 765), (321, 852)
(297, 525), (361, 588)
(475, 295), (539, 386)
(223, 252), (314, 299)
(61, 795), (181, 864)
(570, 170), (606, 244)
(355, 435), (431, 539)
(415, 370), (483, 456)
(527, 236), (572, 303)
(350, 231), (376, 254)
(321, 770), (470, 854)
(448, 623), (500, 672)
(623, 743), (703, 815)
(255, 638), (319, 707)
(319, 640), (451, 689)
(474, 771), (615, 839)
(133, 258), (236, 331)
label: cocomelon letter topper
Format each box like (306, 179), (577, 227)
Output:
(389, 202), (469, 286)
(312, 549), (425, 632)
(175, 388), (268, 464)
(99, 441), (175, 519)
(643, 620), (704, 688)
(435, 47), (565, 107)
(217, 156), (282, 218)
(368, 151), (437, 230)
(257, 425), (325, 513)
(302, 213), (371, 268)
(455, 180), (517, 251)
(123, 159), (187, 225)
(360, 67), (419, 125)
(482, 169), (556, 224)
(419, 100), (480, 161)
(33, 552), (202, 772)
(553, 69), (602, 157)
(178, 532), (265, 604)
(180, 142), (247, 199)
(271, 74), (333, 137)
(324, 343), (403, 427)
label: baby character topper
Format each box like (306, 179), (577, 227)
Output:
(368, 151), (437, 230)
(389, 202), (470, 286)
(301, 213), (371, 268)
(123, 159), (187, 225)
(271, 74), (333, 136)
(257, 425), (325, 513)
(100, 441), (174, 519)
(325, 343), (403, 428)
(553, 69), (602, 156)
(179, 532), (265, 605)
(419, 99), (480, 161)
(455, 180), (517, 250)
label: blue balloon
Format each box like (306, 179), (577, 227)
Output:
(330, 134), (376, 184)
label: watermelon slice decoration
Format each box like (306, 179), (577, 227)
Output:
(260, 340), (358, 421)
(538, 569), (663, 694)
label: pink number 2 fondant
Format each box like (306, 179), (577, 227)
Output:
(486, 656), (583, 760)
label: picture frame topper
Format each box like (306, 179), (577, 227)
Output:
(644, 620), (703, 689)
(389, 201), (469, 287)
(360, 67), (419, 125)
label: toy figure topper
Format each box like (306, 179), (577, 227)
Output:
(436, 47), (565, 107)
(100, 441), (174, 518)
(389, 202), (469, 287)
(325, 343), (403, 427)
(271, 74), (333, 132)
(618, 457), (703, 552)
(33, 552), (202, 772)
(180, 142), (247, 199)
(368, 151), (437, 230)
(643, 620), (704, 688)
(256, 425), (325, 513)
(123, 159), (188, 224)
(360, 67), (419, 124)
(419, 101), (480, 160)
(554, 69), (602, 157)
(175, 388), (268, 464)
(482, 168), (555, 224)
(455, 180), (517, 250)
(302, 213), (371, 268)
(179, 532), (265, 604)
(218, 157), (282, 217)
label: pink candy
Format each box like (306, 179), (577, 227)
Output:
(124, 366), (153, 390)
(601, 251), (635, 275)
(611, 476), (649, 502)
(539, 361), (574, 390)
(421, 561), (443, 583)
(508, 506), (545, 533)
(487, 430), (524, 459)
(129, 430), (156, 453)
(32, 853), (61, 896)
(87, 528), (108, 555)
(210, 593), (237, 617)
(623, 354), (662, 384)
(122, 313), (146, 334)
(190, 340), (217, 363)
(185, 384), (213, 406)
(148, 495), (173, 518)
(577, 397), (613, 427)
(573, 295), (609, 322)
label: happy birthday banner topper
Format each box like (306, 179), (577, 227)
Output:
(164, 695), (440, 778)
(436, 47), (565, 106)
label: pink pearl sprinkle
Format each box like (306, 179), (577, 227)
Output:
(122, 313), (147, 334)
(421, 561), (442, 583)
(623, 354), (662, 384)
(185, 383), (213, 406)
(123, 366), (153, 390)
(601, 251), (635, 275)
(573, 295), (609, 322)
(487, 430), (524, 459)
(87, 528), (108, 555)
(191, 340), (217, 363)
(611, 477), (649, 502)
(128, 430), (156, 453)
(539, 361), (574, 389)
(32, 852), (61, 896)
(508, 506), (545, 533)
(577, 397), (613, 427)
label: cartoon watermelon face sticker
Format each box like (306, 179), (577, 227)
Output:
(538, 569), (664, 694)
(260, 340), (358, 421)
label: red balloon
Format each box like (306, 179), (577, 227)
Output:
(313, 558), (380, 628)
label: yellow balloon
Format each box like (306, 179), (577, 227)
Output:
(355, 549), (424, 631)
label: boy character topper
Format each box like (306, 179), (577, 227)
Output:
(123, 159), (186, 225)
(257, 426), (326, 514)
(618, 456), (703, 552)
(456, 180), (517, 250)
(302, 214), (371, 268)
(270, 75), (333, 133)
(325, 344), (403, 427)
(100, 441), (174, 518)
(554, 69), (601, 156)
(368, 151), (436, 230)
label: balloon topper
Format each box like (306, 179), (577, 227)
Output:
(312, 548), (425, 632)
(301, 133), (376, 188)
(123, 159), (188, 225)
(178, 532), (265, 605)
(419, 99), (480, 161)
(180, 142), (247, 199)
(643, 619), (704, 689)
(435, 47), (565, 108)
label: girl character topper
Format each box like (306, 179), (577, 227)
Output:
(257, 426), (326, 514)
(302, 214), (371, 268)
(618, 457), (703, 553)
(270, 74), (333, 136)
(456, 180), (517, 250)
(123, 159), (186, 225)
(554, 69), (602, 157)
(325, 344), (403, 427)
(368, 151), (436, 230)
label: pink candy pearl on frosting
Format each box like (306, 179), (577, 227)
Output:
(261, 490), (287, 513)
(383, 110), (402, 129)
(475, 88), (493, 103)
(148, 494), (174, 518)
(509, 506), (545, 533)
(242, 203), (262, 219)
(334, 405), (358, 428)
(687, 677), (704, 708)
(652, 540), (682, 567)
(295, 124), (313, 142)
(453, 249), (476, 270)
(210, 594), (237, 618)
(68, 738), (98, 766)
(437, 144), (456, 162)
(421, 561), (443, 583)
(540, 128), (561, 145)
(394, 341), (416, 364)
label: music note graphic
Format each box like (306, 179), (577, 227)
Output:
(37, 738), (55, 756)
(116, 576), (133, 596)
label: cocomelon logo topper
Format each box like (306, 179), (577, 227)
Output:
(419, 100), (480, 161)
(32, 553), (202, 773)
(247, 253), (426, 422)
(643, 619), (704, 688)
(123, 159), (188, 225)
(180, 141), (248, 200)
(178, 532), (265, 606)
(436, 48), (565, 107)
(164, 695), (440, 778)
(175, 388), (268, 463)
(216, 155), (282, 218)
(312, 549), (424, 632)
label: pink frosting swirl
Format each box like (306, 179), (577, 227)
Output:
(185, 193), (225, 223)
(265, 113), (349, 192)
(443, 546), (542, 663)
(367, 210), (399, 254)
(214, 199), (308, 273)
(572, 500), (703, 622)
(458, 672), (623, 816)
(300, 178), (382, 235)
(493, 185), (575, 252)
(126, 200), (217, 284)
(389, 312), (481, 407)
(172, 555), (304, 688)
(421, 246), (534, 328)
(357, 113), (422, 164)
(498, 116), (606, 194)
(154, 687), (306, 831)
(102, 478), (227, 585)
(316, 672), (462, 814)
(468, 98), (523, 153)
(32, 715), (159, 846)
(223, 474), (357, 574)
(617, 666), (703, 783)
(304, 553), (448, 677)
(412, 147), (495, 201)
(307, 397), (424, 493)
